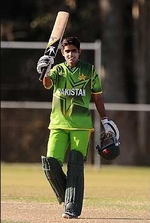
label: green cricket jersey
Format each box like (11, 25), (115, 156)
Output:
(48, 60), (102, 131)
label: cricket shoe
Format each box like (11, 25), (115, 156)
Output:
(62, 210), (78, 219)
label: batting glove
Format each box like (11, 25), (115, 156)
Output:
(101, 118), (120, 140)
(37, 55), (54, 74)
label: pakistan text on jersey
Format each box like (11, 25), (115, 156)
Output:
(58, 88), (86, 96)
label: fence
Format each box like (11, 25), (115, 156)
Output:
(1, 40), (101, 75)
(1, 101), (150, 166)
(1, 41), (150, 166)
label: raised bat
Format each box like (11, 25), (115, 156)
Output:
(39, 11), (69, 81)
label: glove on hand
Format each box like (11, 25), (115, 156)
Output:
(101, 118), (119, 140)
(36, 55), (54, 74)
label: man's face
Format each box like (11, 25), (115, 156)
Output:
(61, 45), (81, 67)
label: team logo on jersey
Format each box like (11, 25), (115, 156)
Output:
(78, 74), (86, 81)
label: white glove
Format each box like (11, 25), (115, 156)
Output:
(36, 55), (54, 74)
(101, 118), (119, 140)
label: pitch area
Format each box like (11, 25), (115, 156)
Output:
(1, 163), (150, 223)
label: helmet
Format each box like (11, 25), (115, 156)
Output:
(96, 131), (120, 160)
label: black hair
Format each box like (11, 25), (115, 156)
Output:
(61, 37), (80, 50)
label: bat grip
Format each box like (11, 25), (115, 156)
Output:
(39, 67), (47, 82)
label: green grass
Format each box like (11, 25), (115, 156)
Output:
(84, 165), (150, 213)
(1, 163), (150, 213)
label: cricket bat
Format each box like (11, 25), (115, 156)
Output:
(39, 11), (69, 81)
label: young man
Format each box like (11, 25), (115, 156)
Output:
(37, 37), (118, 219)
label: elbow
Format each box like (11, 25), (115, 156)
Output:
(43, 84), (51, 90)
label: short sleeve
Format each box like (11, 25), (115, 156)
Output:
(91, 67), (102, 94)
(49, 65), (58, 85)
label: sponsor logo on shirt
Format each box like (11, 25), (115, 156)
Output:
(58, 88), (86, 96)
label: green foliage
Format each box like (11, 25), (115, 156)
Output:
(1, 0), (101, 41)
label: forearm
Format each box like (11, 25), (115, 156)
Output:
(92, 93), (107, 119)
(43, 76), (53, 89)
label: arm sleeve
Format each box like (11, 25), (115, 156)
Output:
(49, 65), (59, 85)
(91, 66), (102, 94)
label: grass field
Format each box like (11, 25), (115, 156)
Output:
(1, 163), (150, 223)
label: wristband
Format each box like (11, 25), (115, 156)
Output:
(101, 117), (108, 120)
(101, 118), (109, 125)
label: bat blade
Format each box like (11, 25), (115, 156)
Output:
(39, 11), (69, 81)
